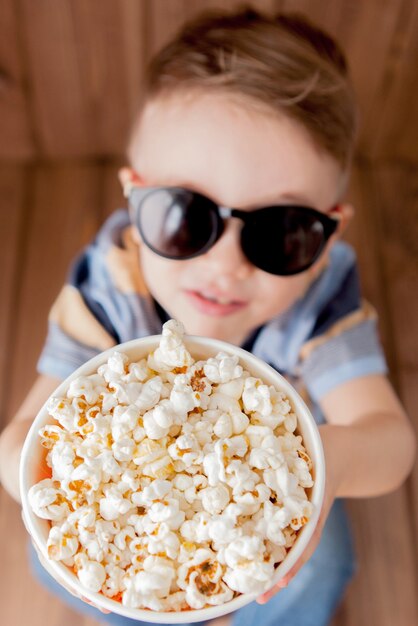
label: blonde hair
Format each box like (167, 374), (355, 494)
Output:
(142, 7), (357, 169)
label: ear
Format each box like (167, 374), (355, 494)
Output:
(333, 202), (355, 239)
(130, 224), (142, 245)
(307, 203), (355, 282)
(118, 167), (145, 197)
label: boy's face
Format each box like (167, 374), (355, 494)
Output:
(128, 92), (351, 345)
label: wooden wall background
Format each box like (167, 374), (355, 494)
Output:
(0, 1), (417, 625)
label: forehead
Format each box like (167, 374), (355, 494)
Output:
(129, 92), (344, 209)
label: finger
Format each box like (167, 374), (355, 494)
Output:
(256, 517), (324, 605)
(256, 577), (289, 605)
(81, 596), (111, 614)
(286, 535), (318, 581)
(288, 511), (327, 576)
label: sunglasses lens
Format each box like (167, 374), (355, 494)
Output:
(242, 207), (328, 275)
(136, 189), (219, 258)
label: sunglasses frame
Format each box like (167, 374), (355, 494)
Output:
(126, 185), (340, 276)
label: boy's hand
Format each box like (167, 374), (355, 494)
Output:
(31, 537), (112, 614)
(21, 509), (111, 614)
(0, 416), (34, 503)
(257, 424), (339, 604)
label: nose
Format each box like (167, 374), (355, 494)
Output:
(200, 217), (253, 282)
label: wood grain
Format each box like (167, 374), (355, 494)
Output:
(0, 166), (26, 429)
(0, 2), (417, 625)
(0, 490), (87, 626)
(370, 2), (418, 162)
(372, 165), (418, 553)
(343, 494), (418, 625)
(19, 0), (146, 157)
(0, 0), (33, 159)
(5, 164), (103, 421)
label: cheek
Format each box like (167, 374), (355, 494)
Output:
(255, 273), (311, 315)
(139, 248), (185, 296)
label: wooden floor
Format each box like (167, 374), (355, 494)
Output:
(1, 0), (418, 623)
(0, 159), (417, 626)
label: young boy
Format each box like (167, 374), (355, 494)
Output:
(0, 7), (415, 626)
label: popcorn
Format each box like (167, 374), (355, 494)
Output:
(47, 525), (79, 560)
(200, 484), (230, 515)
(49, 441), (76, 480)
(68, 374), (106, 405)
(122, 556), (176, 610)
(111, 405), (140, 441)
(207, 514), (238, 546)
(74, 553), (106, 592)
(223, 560), (274, 594)
(151, 320), (193, 371)
(99, 484), (135, 521)
(102, 563), (125, 598)
(147, 522), (180, 560)
(232, 484), (271, 516)
(178, 548), (233, 609)
(180, 511), (212, 543)
(148, 498), (185, 530)
(213, 413), (233, 438)
(30, 319), (314, 611)
(168, 433), (203, 467)
(39, 424), (67, 449)
(134, 377), (164, 412)
(133, 438), (174, 479)
(78, 528), (109, 562)
(28, 479), (70, 521)
(203, 353), (243, 383)
(223, 535), (265, 569)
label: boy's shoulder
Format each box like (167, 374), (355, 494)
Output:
(251, 241), (387, 402)
(69, 209), (146, 297)
(47, 210), (160, 352)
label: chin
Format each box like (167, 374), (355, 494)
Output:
(179, 315), (246, 345)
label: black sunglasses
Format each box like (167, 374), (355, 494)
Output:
(127, 186), (339, 276)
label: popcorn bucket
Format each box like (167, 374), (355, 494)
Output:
(20, 330), (325, 623)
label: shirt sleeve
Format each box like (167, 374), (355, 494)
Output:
(36, 210), (157, 380)
(36, 259), (119, 380)
(299, 308), (388, 402)
(37, 320), (104, 380)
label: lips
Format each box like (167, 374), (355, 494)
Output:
(184, 290), (248, 317)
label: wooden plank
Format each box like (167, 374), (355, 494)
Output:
(0, 489), (113, 626)
(5, 163), (102, 421)
(119, 0), (148, 124)
(0, 0), (33, 158)
(185, 0), (281, 16)
(399, 370), (418, 548)
(19, 0), (146, 157)
(145, 0), (191, 59)
(332, 160), (418, 624)
(0, 166), (26, 429)
(369, 1), (418, 162)
(102, 159), (125, 222)
(0, 488), (90, 626)
(146, 0), (418, 165)
(345, 162), (397, 373)
(0, 164), (112, 626)
(282, 0), (406, 163)
(146, 0), (281, 60)
(342, 493), (418, 626)
(372, 166), (418, 551)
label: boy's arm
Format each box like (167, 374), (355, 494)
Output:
(0, 374), (61, 503)
(259, 373), (416, 603)
(319, 373), (416, 497)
